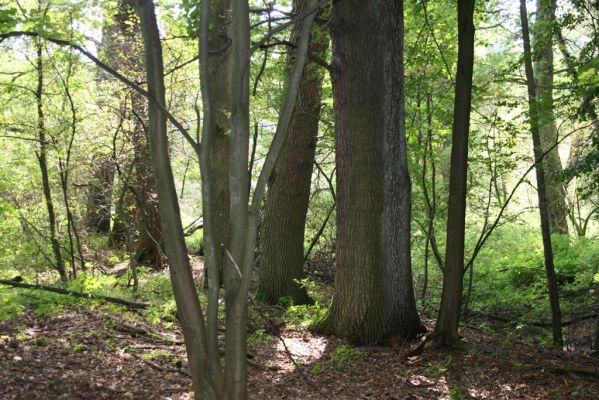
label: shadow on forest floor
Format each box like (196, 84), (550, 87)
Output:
(1, 307), (599, 399)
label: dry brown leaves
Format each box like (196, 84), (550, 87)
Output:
(1, 310), (599, 399)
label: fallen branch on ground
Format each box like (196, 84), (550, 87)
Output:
(468, 310), (597, 328)
(0, 279), (149, 309)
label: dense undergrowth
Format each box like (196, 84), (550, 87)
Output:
(1, 225), (598, 349)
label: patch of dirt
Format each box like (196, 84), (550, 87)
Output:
(1, 309), (598, 399)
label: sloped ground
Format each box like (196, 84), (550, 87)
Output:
(1, 308), (598, 399)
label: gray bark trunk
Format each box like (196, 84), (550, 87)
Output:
(198, 0), (229, 394)
(533, 0), (568, 235)
(324, 0), (391, 344)
(380, 0), (425, 338)
(519, 0), (563, 347)
(134, 0), (216, 397)
(225, 0), (317, 396)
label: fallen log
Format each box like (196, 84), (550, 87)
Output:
(0, 279), (149, 309)
(468, 310), (597, 328)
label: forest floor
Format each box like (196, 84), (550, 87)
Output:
(1, 305), (599, 399)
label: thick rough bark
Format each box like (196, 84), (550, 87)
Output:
(35, 37), (67, 285)
(105, 1), (164, 268)
(520, 0), (563, 346)
(86, 158), (115, 234)
(134, 0), (215, 397)
(380, 0), (425, 338)
(433, 0), (476, 348)
(533, 0), (568, 235)
(205, 0), (231, 286)
(256, 0), (328, 306)
(324, 0), (391, 345)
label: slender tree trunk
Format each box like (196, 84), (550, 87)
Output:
(519, 0), (563, 347)
(134, 1), (216, 397)
(224, 0), (252, 396)
(533, 0), (568, 235)
(257, 0), (328, 306)
(35, 37), (67, 285)
(433, 0), (476, 348)
(323, 0), (392, 344)
(380, 0), (425, 338)
(58, 51), (86, 274)
(224, 0), (317, 395)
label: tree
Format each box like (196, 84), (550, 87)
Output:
(257, 0), (328, 306)
(35, 28), (68, 285)
(105, 0), (165, 269)
(134, 0), (216, 396)
(85, 157), (114, 234)
(519, 0), (563, 346)
(203, 0), (231, 286)
(533, 0), (568, 235)
(136, 0), (319, 396)
(432, 0), (476, 348)
(381, 0), (425, 338)
(324, 0), (411, 344)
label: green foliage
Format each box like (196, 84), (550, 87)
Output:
(247, 328), (275, 345)
(285, 303), (328, 329)
(284, 279), (329, 328)
(185, 230), (203, 255)
(330, 344), (361, 371)
(0, 285), (84, 320)
(309, 363), (323, 375)
(469, 225), (599, 325)
(142, 350), (178, 365)
(426, 355), (454, 379)
(451, 387), (467, 400)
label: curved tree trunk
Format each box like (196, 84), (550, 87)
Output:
(134, 0), (216, 397)
(257, 0), (328, 306)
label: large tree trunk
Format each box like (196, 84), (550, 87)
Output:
(533, 0), (568, 235)
(134, 0), (216, 397)
(380, 0), (425, 338)
(519, 0), (563, 347)
(433, 0), (476, 348)
(323, 0), (391, 345)
(35, 36), (67, 285)
(105, 0), (164, 269)
(256, 0), (328, 306)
